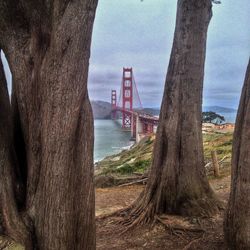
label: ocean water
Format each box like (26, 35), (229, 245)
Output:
(94, 120), (134, 162)
(222, 112), (237, 123)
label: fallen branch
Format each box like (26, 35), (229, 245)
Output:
(117, 178), (148, 187)
(204, 155), (230, 169)
(133, 172), (145, 176)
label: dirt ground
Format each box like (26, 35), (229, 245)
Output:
(96, 176), (231, 250)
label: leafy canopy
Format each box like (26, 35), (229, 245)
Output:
(202, 111), (225, 124)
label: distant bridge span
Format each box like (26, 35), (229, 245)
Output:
(111, 68), (159, 142)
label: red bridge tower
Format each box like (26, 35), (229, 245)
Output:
(122, 68), (133, 128)
(111, 90), (117, 119)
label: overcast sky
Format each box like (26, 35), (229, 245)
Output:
(1, 0), (249, 109)
(88, 0), (250, 109)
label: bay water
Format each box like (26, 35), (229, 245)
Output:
(222, 112), (237, 123)
(94, 120), (134, 162)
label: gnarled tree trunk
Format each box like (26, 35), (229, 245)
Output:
(224, 59), (250, 250)
(0, 52), (33, 249)
(0, 1), (98, 249)
(120, 0), (221, 227)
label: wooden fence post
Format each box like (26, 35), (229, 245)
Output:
(211, 150), (220, 177)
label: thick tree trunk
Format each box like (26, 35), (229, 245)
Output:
(120, 0), (220, 227)
(0, 53), (33, 248)
(0, 1), (98, 249)
(224, 59), (250, 250)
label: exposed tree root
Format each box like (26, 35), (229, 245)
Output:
(108, 187), (223, 235)
(182, 236), (204, 250)
(155, 216), (205, 233)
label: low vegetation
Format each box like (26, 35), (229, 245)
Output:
(95, 136), (154, 176)
(95, 128), (233, 180)
(0, 236), (24, 250)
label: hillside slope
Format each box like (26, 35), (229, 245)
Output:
(95, 127), (233, 181)
(91, 100), (111, 119)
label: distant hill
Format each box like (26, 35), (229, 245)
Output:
(91, 100), (111, 119)
(142, 108), (160, 116)
(203, 106), (237, 123)
(91, 101), (236, 121)
(142, 106), (236, 116)
(203, 106), (237, 113)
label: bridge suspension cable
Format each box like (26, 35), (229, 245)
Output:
(132, 73), (143, 110)
(117, 78), (123, 108)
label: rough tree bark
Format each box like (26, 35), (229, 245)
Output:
(119, 0), (221, 227)
(224, 59), (250, 250)
(0, 52), (33, 248)
(0, 0), (98, 249)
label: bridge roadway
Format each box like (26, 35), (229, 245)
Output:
(112, 107), (159, 142)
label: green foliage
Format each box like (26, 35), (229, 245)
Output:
(116, 159), (151, 175)
(202, 111), (225, 124)
(133, 159), (151, 172)
(145, 137), (153, 145)
(117, 164), (134, 174)
(212, 0), (221, 4)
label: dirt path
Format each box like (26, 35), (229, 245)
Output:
(96, 185), (143, 217)
(96, 176), (231, 250)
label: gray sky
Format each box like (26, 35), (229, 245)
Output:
(88, 0), (250, 108)
(1, 1), (249, 109)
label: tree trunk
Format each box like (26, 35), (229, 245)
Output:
(0, 1), (98, 249)
(224, 59), (250, 250)
(0, 52), (33, 249)
(120, 0), (221, 227)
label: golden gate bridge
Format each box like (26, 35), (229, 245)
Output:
(111, 68), (159, 142)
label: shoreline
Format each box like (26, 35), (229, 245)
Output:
(94, 121), (235, 165)
(94, 140), (135, 164)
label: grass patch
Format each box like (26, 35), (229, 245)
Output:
(106, 159), (152, 175)
(203, 132), (233, 161)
